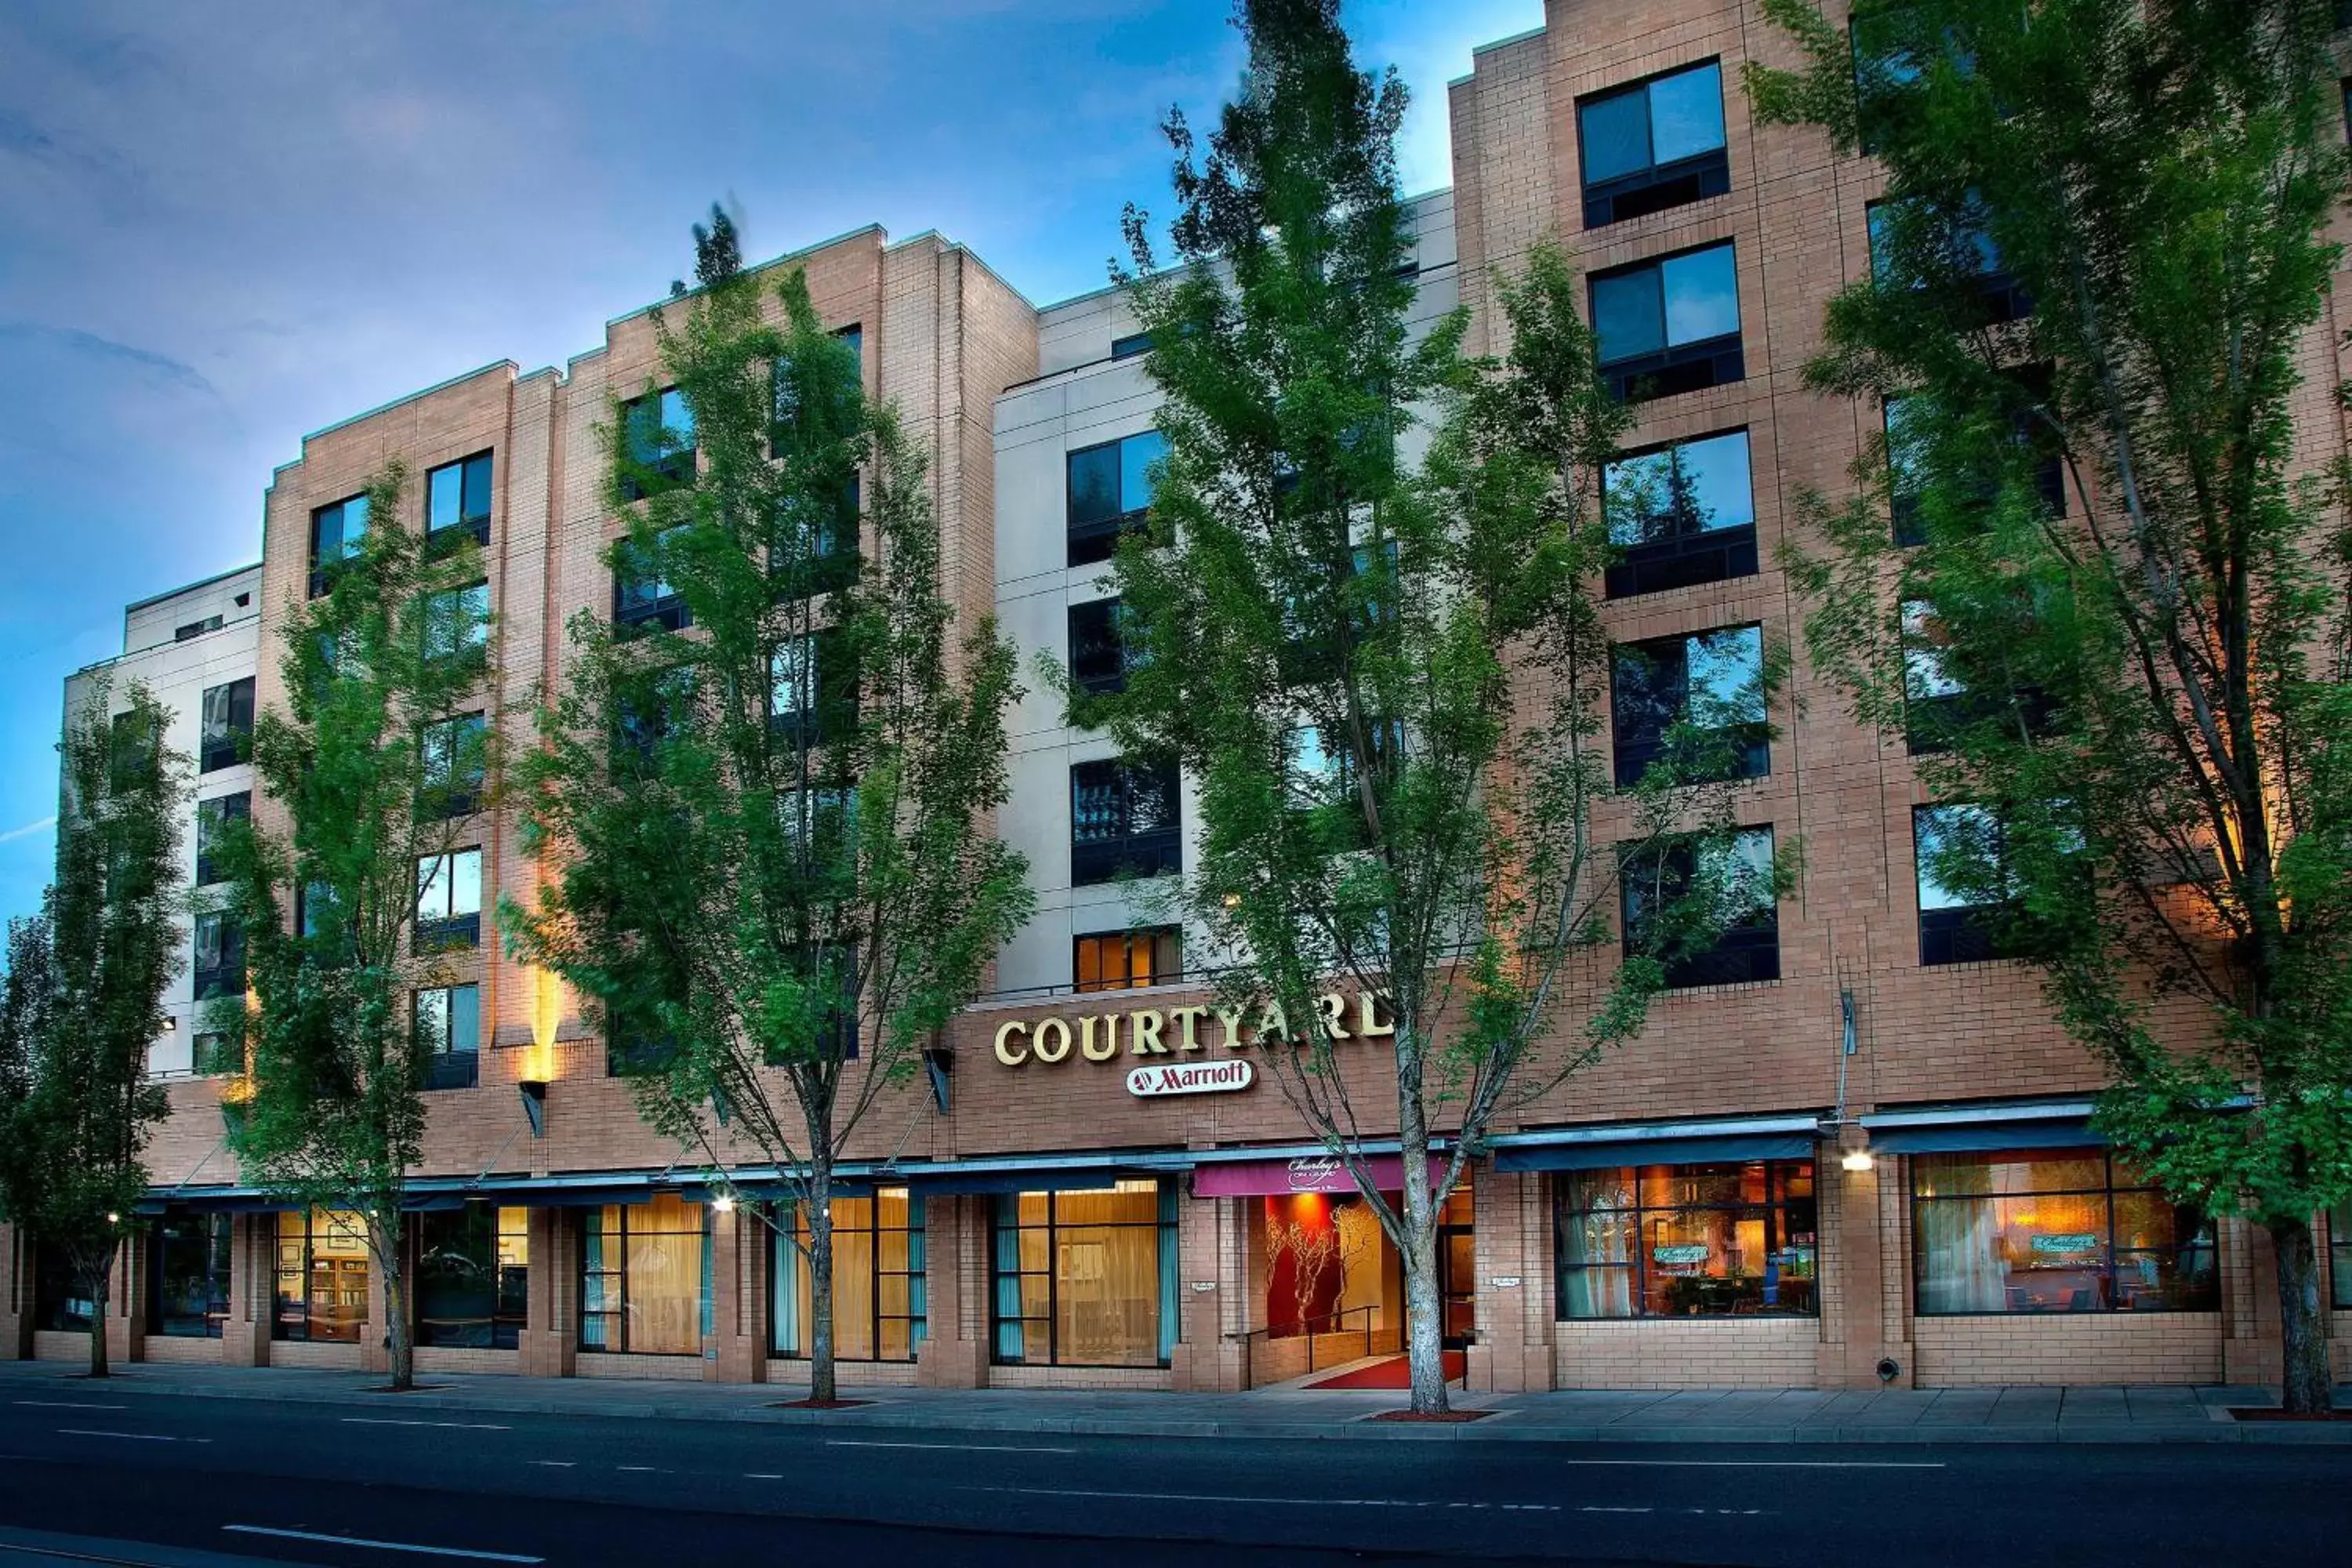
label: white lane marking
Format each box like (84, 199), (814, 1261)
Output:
(341, 1417), (511, 1431)
(828, 1439), (1080, 1454)
(224, 1525), (543, 1563)
(981, 1486), (1766, 1517)
(615, 1465), (666, 1472)
(744, 1472), (784, 1480)
(13, 1400), (125, 1410)
(1555, 1459), (1945, 1469)
(528, 1461), (575, 1468)
(55, 1428), (210, 1444)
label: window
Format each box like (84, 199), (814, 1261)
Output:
(416, 1204), (527, 1349)
(1577, 60), (1730, 228)
(174, 615), (223, 642)
(426, 451), (494, 547)
(992, 1181), (1178, 1368)
(1900, 597), (2054, 753)
(192, 910), (244, 1000)
(1611, 626), (1768, 788)
(1555, 1161), (1818, 1319)
(772, 1190), (925, 1362)
(150, 1212), (231, 1338)
(199, 677), (256, 773)
(1075, 927), (1181, 993)
(273, 1209), (371, 1341)
(423, 581), (490, 662)
(1067, 430), (1167, 567)
(1069, 757), (1182, 885)
(1620, 826), (1778, 988)
(192, 1031), (237, 1076)
(32, 1241), (94, 1332)
(1069, 598), (1130, 696)
(579, 1193), (710, 1354)
(1867, 197), (2027, 325)
(612, 666), (695, 772)
(414, 848), (483, 950)
(1912, 1149), (2218, 1314)
(769, 630), (858, 745)
(2332, 1203), (2352, 1310)
(1602, 429), (1758, 598)
(110, 708), (160, 790)
(1590, 242), (1743, 402)
(414, 983), (481, 1091)
(1111, 332), (1153, 360)
(1883, 375), (2065, 550)
(771, 474), (861, 600)
(1884, 396), (1929, 546)
(619, 387), (695, 499)
(420, 713), (488, 818)
(1914, 804), (2007, 965)
(194, 792), (250, 886)
(613, 527), (691, 632)
(309, 493), (369, 597)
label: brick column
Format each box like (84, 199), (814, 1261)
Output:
(1817, 1133), (1901, 1388)
(360, 1221), (390, 1376)
(915, 1196), (985, 1388)
(707, 1205), (766, 1383)
(2221, 1214), (2281, 1386)
(110, 1231), (146, 1366)
(0, 1225), (28, 1360)
(518, 1207), (574, 1379)
(222, 1214), (270, 1367)
(1170, 1187), (1236, 1392)
(1470, 1167), (1551, 1392)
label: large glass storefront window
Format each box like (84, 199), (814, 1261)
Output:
(416, 1205), (528, 1349)
(274, 1210), (372, 1341)
(579, 1195), (710, 1355)
(1555, 1161), (1818, 1319)
(1911, 1150), (2218, 1314)
(32, 1240), (95, 1333)
(151, 1213), (231, 1338)
(771, 1190), (925, 1362)
(992, 1181), (1177, 1368)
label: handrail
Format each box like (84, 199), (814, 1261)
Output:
(1228, 1304), (1383, 1389)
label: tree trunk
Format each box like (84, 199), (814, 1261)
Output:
(85, 1246), (112, 1381)
(376, 1214), (413, 1393)
(808, 1156), (837, 1405)
(2270, 1214), (2332, 1415)
(1394, 1116), (1449, 1416)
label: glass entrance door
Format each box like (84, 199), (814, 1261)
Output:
(1435, 1182), (1475, 1350)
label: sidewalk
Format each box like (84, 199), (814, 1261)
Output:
(0, 1357), (2345, 1445)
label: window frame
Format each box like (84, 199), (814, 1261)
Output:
(194, 791), (252, 887)
(578, 1196), (711, 1355)
(1073, 926), (1182, 993)
(419, 713), (488, 819)
(413, 982), (482, 1091)
(1588, 241), (1744, 403)
(989, 1181), (1178, 1370)
(272, 1208), (371, 1343)
(149, 1210), (233, 1339)
(199, 677), (256, 773)
(1618, 825), (1780, 989)
(308, 492), (370, 597)
(1069, 757), (1183, 886)
(1068, 597), (1130, 696)
(1065, 430), (1168, 567)
(770, 1189), (926, 1363)
(612, 525), (692, 633)
(1553, 1160), (1820, 1320)
(426, 449), (495, 549)
(619, 387), (696, 500)
(192, 909), (245, 1000)
(415, 1203), (528, 1350)
(413, 847), (484, 951)
(1576, 59), (1732, 229)
(1610, 624), (1769, 788)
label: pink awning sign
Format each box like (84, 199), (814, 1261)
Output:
(1191, 1153), (1445, 1198)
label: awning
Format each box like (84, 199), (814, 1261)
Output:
(1495, 1133), (1817, 1172)
(1489, 1113), (1824, 1174)
(1192, 1154), (1444, 1198)
(1861, 1099), (2105, 1154)
(901, 1166), (1160, 1196)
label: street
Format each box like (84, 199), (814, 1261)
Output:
(0, 1385), (2343, 1566)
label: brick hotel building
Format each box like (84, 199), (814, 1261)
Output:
(8, 0), (2350, 1394)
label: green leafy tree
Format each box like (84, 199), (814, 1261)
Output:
(510, 214), (1032, 1404)
(1751, 0), (2352, 1410)
(0, 681), (187, 1377)
(1102, 0), (1784, 1413)
(212, 462), (497, 1392)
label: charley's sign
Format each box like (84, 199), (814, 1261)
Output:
(992, 990), (1391, 1073)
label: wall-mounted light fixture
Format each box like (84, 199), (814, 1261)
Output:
(518, 1080), (548, 1139)
(161, 1016), (177, 1033)
(1840, 1148), (1876, 1173)
(923, 1045), (953, 1116)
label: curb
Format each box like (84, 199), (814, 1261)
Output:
(2, 1368), (2345, 1446)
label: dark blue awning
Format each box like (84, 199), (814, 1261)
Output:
(1494, 1132), (1817, 1172)
(1867, 1118), (2102, 1154)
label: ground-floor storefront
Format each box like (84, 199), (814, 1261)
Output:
(6, 1105), (2347, 1392)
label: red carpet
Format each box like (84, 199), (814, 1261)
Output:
(1306, 1352), (1465, 1390)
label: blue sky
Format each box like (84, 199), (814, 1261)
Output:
(0, 0), (1542, 924)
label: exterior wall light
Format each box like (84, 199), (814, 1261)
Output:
(712, 1193), (737, 1214)
(1840, 1149), (1875, 1173)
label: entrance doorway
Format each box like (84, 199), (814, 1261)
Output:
(1436, 1182), (1475, 1349)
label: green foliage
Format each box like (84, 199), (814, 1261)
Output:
(1099, 0), (1782, 1410)
(508, 223), (1031, 1354)
(1755, 0), (2352, 1403)
(0, 678), (187, 1361)
(208, 462), (498, 1384)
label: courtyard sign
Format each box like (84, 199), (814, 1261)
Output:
(990, 989), (1392, 1073)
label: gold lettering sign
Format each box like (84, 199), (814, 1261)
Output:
(990, 992), (1389, 1072)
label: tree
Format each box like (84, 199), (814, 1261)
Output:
(1102, 0), (1783, 1413)
(510, 214), (1031, 1404)
(1751, 0), (2352, 1410)
(212, 462), (497, 1392)
(0, 681), (187, 1377)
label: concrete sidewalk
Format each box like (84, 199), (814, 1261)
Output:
(1, 1358), (2345, 1446)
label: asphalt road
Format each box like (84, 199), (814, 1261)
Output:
(0, 1386), (2342, 1567)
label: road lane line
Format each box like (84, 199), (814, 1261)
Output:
(54, 1429), (209, 1444)
(223, 1526), (542, 1563)
(615, 1465), (666, 1472)
(744, 1472), (784, 1480)
(341, 1417), (512, 1431)
(978, 1486), (1553, 1511)
(1553, 1459), (1945, 1469)
(11, 1401), (125, 1411)
(828, 1439), (1080, 1454)
(527, 1461), (574, 1468)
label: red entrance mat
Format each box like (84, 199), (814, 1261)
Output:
(1306, 1351), (1466, 1391)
